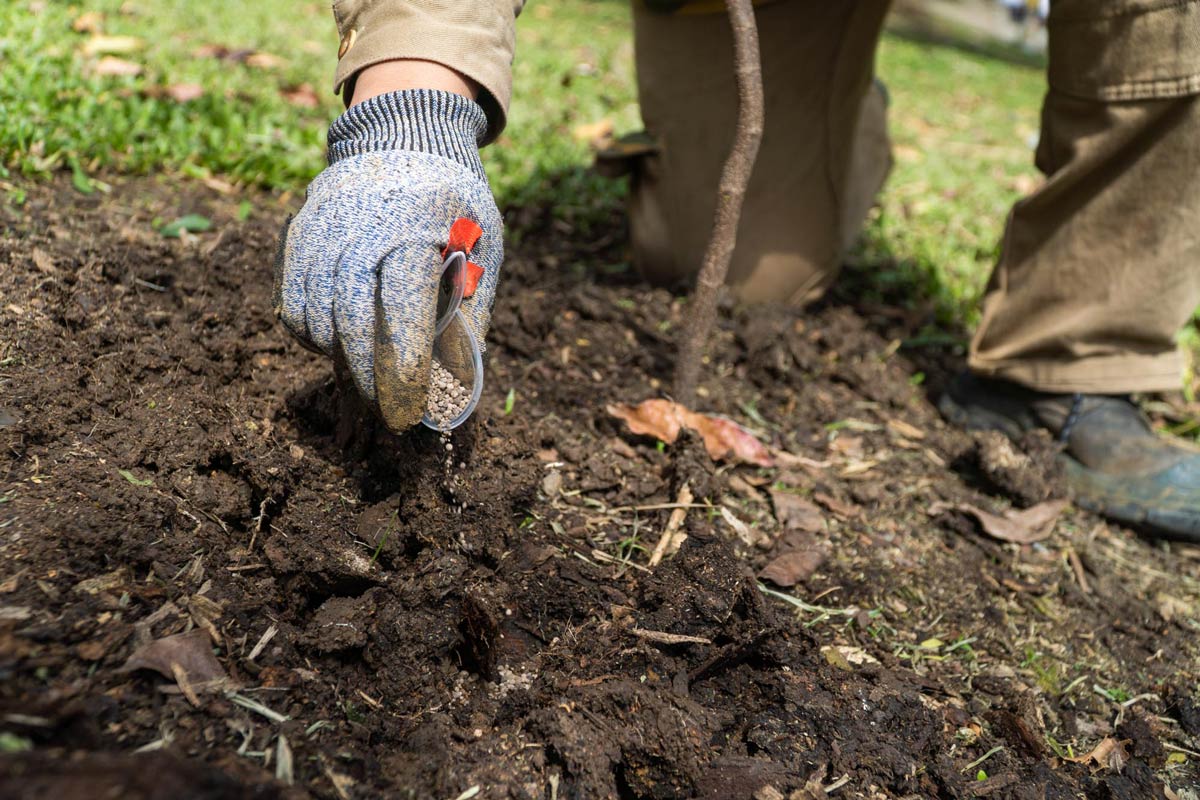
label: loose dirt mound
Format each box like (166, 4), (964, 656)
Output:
(1, 179), (1198, 799)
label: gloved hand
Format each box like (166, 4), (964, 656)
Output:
(274, 89), (503, 431)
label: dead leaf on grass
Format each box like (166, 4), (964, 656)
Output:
(607, 399), (773, 466)
(936, 499), (1068, 544)
(244, 52), (286, 69)
(166, 83), (204, 103)
(81, 34), (143, 56)
(572, 119), (614, 146)
(280, 83), (319, 108)
(759, 549), (825, 588)
(768, 490), (824, 532)
(121, 629), (230, 694)
(72, 10), (104, 33)
(92, 56), (142, 77)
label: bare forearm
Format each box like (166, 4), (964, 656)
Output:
(351, 60), (480, 106)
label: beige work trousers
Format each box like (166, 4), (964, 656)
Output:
(629, 0), (1200, 394)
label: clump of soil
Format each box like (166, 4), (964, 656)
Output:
(0, 177), (1198, 799)
(971, 429), (1068, 507)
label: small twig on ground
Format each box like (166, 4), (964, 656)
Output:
(1066, 548), (1090, 594)
(673, 0), (764, 405)
(649, 482), (693, 567)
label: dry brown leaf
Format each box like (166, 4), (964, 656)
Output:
(72, 10), (104, 33)
(572, 119), (614, 146)
(121, 629), (229, 692)
(31, 249), (56, 274)
(192, 43), (253, 61)
(280, 83), (320, 108)
(759, 549), (825, 588)
(92, 56), (142, 77)
(81, 34), (143, 56)
(941, 498), (1068, 544)
(607, 399), (773, 466)
(166, 83), (204, 103)
(813, 491), (861, 519)
(771, 451), (829, 473)
(829, 435), (864, 458)
(245, 52), (286, 69)
(768, 490), (824, 532)
(1065, 737), (1129, 772)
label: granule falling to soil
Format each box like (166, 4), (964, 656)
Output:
(426, 358), (470, 426)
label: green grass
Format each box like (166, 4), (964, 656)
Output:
(857, 33), (1045, 330)
(0, 0), (1039, 312)
(2, 1), (1196, 394)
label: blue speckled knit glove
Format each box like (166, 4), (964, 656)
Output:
(274, 90), (503, 431)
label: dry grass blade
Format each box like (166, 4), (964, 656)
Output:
(228, 692), (290, 723)
(275, 734), (294, 785)
(247, 623), (278, 662)
(630, 628), (712, 646)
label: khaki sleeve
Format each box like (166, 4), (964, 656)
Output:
(332, 1), (525, 144)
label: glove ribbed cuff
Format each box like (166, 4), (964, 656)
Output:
(326, 90), (488, 183)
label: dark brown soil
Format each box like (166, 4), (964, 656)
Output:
(1, 177), (1199, 799)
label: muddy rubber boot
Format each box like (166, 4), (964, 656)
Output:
(939, 372), (1200, 542)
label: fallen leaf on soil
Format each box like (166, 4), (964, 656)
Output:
(0, 606), (32, 621)
(121, 629), (229, 693)
(91, 56), (141, 76)
(813, 491), (861, 519)
(1065, 737), (1129, 772)
(759, 549), (825, 587)
(280, 83), (319, 108)
(31, 249), (57, 274)
(81, 34), (143, 56)
(771, 451), (829, 473)
(936, 499), (1068, 544)
(829, 435), (864, 458)
(607, 399), (774, 466)
(0, 568), (27, 594)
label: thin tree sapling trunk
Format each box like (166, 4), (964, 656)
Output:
(672, 0), (764, 406)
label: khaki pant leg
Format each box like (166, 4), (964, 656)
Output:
(629, 0), (891, 305)
(969, 0), (1200, 393)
